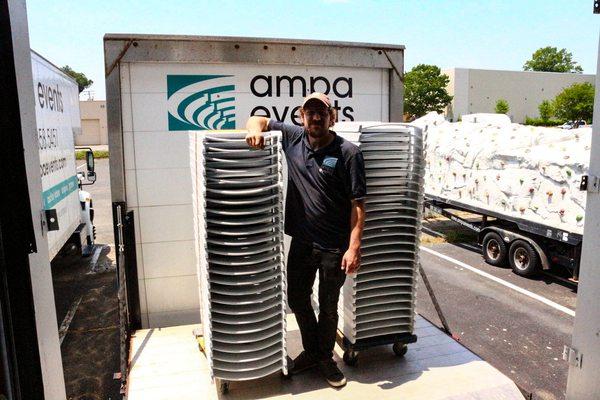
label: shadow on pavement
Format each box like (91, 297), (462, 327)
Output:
(52, 244), (122, 400)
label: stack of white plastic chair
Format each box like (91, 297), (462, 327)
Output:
(334, 123), (424, 363)
(190, 131), (288, 391)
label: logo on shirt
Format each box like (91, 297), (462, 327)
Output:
(319, 156), (338, 176)
(322, 156), (338, 169)
(167, 75), (236, 131)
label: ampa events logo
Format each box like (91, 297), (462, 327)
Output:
(167, 75), (235, 131)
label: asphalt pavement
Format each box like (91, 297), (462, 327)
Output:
(52, 159), (121, 400)
(416, 241), (576, 400)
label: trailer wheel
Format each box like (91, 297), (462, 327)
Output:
(482, 232), (507, 266)
(509, 240), (539, 277)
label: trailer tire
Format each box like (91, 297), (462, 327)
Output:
(509, 240), (539, 277)
(482, 232), (507, 266)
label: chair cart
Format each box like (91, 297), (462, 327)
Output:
(336, 330), (417, 366)
(335, 123), (425, 366)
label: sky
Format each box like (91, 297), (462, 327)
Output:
(26, 0), (599, 100)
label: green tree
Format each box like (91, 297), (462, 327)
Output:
(553, 82), (594, 123)
(538, 100), (554, 121)
(404, 64), (453, 118)
(60, 65), (93, 93)
(494, 99), (509, 114)
(523, 46), (583, 73)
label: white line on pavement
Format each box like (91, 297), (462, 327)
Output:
(59, 296), (83, 345)
(89, 245), (103, 272)
(77, 164), (86, 170)
(420, 246), (576, 317)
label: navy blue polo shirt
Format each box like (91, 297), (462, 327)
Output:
(268, 120), (366, 251)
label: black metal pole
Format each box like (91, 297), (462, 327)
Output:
(419, 264), (453, 337)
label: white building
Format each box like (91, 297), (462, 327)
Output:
(77, 100), (108, 146)
(443, 68), (595, 123)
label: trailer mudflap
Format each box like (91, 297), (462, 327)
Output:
(68, 222), (90, 255)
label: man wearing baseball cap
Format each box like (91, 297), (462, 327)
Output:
(246, 92), (366, 388)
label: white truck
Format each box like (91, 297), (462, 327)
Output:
(32, 50), (96, 260)
(103, 34), (405, 329)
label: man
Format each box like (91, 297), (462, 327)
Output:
(245, 92), (366, 388)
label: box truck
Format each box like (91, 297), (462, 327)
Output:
(104, 34), (405, 329)
(32, 50), (96, 260)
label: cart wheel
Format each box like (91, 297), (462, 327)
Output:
(343, 349), (359, 366)
(216, 378), (229, 394)
(392, 342), (408, 357)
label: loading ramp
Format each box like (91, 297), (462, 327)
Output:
(126, 314), (524, 399)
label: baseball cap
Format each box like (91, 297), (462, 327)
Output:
(302, 92), (331, 109)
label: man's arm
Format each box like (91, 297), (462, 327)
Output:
(245, 116), (269, 149)
(341, 199), (365, 274)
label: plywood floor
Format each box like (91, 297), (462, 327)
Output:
(127, 315), (524, 400)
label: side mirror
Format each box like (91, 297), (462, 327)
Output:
(86, 150), (95, 173)
(87, 171), (97, 184)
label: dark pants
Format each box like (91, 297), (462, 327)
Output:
(287, 239), (346, 361)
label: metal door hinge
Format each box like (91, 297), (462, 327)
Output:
(580, 175), (600, 193)
(563, 345), (583, 368)
(116, 205), (125, 253)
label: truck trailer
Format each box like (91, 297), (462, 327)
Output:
(32, 50), (96, 260)
(104, 34), (405, 329)
(424, 194), (583, 280)
(416, 113), (589, 281)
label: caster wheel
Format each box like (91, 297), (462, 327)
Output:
(216, 378), (229, 394)
(393, 342), (408, 357)
(343, 349), (359, 366)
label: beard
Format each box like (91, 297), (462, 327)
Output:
(306, 123), (329, 138)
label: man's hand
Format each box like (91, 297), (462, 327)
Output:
(342, 199), (364, 275)
(341, 248), (361, 275)
(245, 131), (265, 149)
(245, 116), (269, 149)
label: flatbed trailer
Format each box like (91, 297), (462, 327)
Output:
(424, 194), (582, 281)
